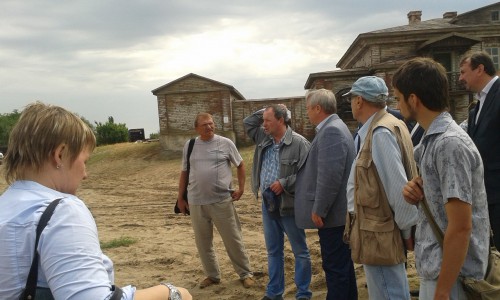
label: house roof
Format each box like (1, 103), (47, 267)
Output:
(304, 69), (371, 89)
(239, 96), (305, 102)
(151, 73), (246, 99)
(417, 32), (482, 51)
(368, 18), (456, 34)
(336, 18), (458, 68)
(449, 1), (500, 24)
(336, 2), (500, 68)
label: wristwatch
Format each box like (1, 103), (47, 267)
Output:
(161, 282), (182, 300)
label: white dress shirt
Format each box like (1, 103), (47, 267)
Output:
(0, 180), (135, 299)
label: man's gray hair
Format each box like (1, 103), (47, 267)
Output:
(305, 89), (337, 114)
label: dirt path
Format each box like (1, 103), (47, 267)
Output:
(0, 142), (419, 299)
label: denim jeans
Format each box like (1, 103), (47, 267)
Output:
(419, 277), (467, 300)
(364, 263), (411, 299)
(318, 226), (357, 300)
(262, 202), (312, 299)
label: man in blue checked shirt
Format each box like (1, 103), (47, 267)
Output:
(244, 104), (312, 300)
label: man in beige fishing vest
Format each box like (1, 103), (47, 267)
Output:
(344, 76), (418, 299)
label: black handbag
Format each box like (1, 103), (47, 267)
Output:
(174, 138), (195, 215)
(19, 199), (123, 300)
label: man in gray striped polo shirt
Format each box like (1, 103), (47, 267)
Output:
(398, 58), (489, 300)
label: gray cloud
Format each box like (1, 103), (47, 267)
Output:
(0, 0), (494, 136)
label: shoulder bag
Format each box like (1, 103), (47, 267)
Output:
(421, 196), (500, 299)
(19, 199), (123, 300)
(174, 138), (195, 215)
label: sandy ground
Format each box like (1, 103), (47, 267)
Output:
(0, 142), (419, 299)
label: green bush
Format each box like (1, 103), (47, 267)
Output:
(0, 110), (21, 146)
(95, 116), (128, 146)
(0, 110), (95, 147)
(149, 132), (160, 139)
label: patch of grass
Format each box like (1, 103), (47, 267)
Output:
(239, 145), (256, 164)
(100, 236), (137, 249)
(88, 142), (165, 165)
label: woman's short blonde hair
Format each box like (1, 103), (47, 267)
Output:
(4, 102), (96, 183)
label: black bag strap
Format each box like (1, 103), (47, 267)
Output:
(184, 138), (195, 197)
(174, 138), (196, 215)
(20, 198), (124, 300)
(20, 198), (62, 300)
(183, 138), (196, 200)
(109, 285), (123, 300)
(186, 138), (196, 174)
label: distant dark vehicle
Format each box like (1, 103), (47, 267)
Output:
(128, 128), (145, 142)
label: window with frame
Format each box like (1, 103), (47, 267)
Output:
(486, 47), (500, 70)
(492, 11), (499, 21)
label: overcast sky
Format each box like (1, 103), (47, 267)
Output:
(0, 1), (496, 136)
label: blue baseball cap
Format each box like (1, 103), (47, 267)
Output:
(342, 76), (389, 103)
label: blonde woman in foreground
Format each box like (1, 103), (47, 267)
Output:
(0, 102), (191, 300)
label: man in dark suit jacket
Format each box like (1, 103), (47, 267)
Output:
(410, 123), (425, 147)
(295, 89), (357, 300)
(460, 51), (500, 248)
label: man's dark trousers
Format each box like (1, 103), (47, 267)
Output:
(318, 226), (358, 300)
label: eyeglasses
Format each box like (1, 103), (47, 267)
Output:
(346, 95), (359, 104)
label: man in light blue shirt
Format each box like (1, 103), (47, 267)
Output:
(345, 76), (418, 300)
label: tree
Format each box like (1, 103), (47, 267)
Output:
(149, 132), (160, 139)
(94, 116), (128, 146)
(0, 110), (94, 147)
(76, 113), (95, 132)
(0, 110), (21, 146)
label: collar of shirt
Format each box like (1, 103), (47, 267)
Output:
(421, 111), (452, 141)
(356, 112), (378, 150)
(267, 134), (284, 148)
(315, 114), (335, 132)
(478, 76), (499, 102)
(13, 180), (67, 198)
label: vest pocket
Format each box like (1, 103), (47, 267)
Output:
(355, 157), (381, 209)
(359, 214), (394, 232)
(352, 156), (406, 265)
(355, 214), (402, 265)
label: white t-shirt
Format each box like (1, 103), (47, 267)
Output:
(182, 135), (243, 205)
